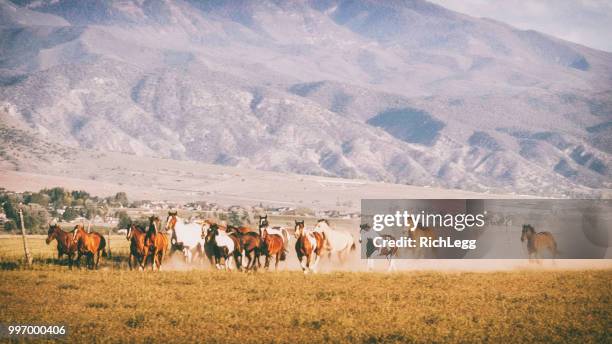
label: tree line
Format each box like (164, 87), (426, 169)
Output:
(0, 187), (131, 234)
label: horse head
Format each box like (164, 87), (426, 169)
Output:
(294, 220), (305, 238)
(46, 224), (60, 244)
(313, 219), (330, 232)
(204, 223), (219, 243)
(149, 215), (161, 233)
(521, 224), (535, 242)
(72, 224), (85, 244)
(165, 211), (178, 232)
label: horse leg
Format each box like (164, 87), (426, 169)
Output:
(94, 251), (101, 269)
(299, 254), (307, 273)
(305, 254), (312, 274)
(274, 253), (280, 271)
(312, 254), (321, 273)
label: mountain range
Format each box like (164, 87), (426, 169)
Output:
(0, 0), (611, 197)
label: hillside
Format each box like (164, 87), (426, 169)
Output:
(0, 0), (610, 196)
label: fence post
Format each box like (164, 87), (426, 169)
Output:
(107, 227), (112, 258)
(18, 206), (33, 267)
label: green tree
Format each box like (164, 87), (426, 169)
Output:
(62, 207), (79, 222)
(116, 210), (131, 229)
(228, 211), (242, 227)
(114, 192), (129, 207)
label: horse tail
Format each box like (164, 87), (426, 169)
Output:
(350, 234), (356, 251)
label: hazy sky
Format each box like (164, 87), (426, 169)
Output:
(430, 0), (612, 52)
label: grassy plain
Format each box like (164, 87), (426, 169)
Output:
(0, 236), (610, 343)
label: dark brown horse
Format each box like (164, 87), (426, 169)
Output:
(144, 216), (169, 271)
(72, 224), (107, 269)
(126, 224), (148, 270)
(521, 224), (558, 261)
(45, 224), (78, 269)
(227, 226), (261, 271)
(294, 220), (324, 273)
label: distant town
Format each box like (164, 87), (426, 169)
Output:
(0, 187), (359, 234)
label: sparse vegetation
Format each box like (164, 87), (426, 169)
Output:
(0, 236), (610, 343)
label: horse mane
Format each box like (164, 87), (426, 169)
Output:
(317, 219), (329, 225)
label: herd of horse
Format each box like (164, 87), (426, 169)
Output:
(44, 213), (557, 272)
(45, 213), (357, 273)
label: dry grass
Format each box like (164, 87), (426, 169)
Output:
(0, 237), (610, 343)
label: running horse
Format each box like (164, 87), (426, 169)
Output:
(165, 211), (205, 263)
(258, 215), (287, 271)
(313, 219), (356, 263)
(226, 224), (262, 271)
(202, 222), (241, 270)
(45, 224), (78, 269)
(144, 216), (169, 271)
(405, 217), (437, 259)
(521, 224), (558, 262)
(126, 223), (148, 270)
(359, 223), (399, 272)
(72, 224), (107, 269)
(294, 220), (324, 274)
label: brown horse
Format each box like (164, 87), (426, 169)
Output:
(144, 216), (169, 271)
(72, 224), (107, 269)
(126, 224), (148, 270)
(294, 220), (324, 274)
(521, 224), (558, 261)
(258, 216), (286, 271)
(45, 224), (78, 269)
(406, 217), (437, 258)
(227, 226), (261, 271)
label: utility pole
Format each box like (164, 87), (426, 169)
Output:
(18, 204), (33, 267)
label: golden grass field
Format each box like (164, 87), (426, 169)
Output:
(0, 236), (611, 343)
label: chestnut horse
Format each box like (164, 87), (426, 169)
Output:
(144, 216), (168, 271)
(126, 224), (148, 270)
(45, 224), (78, 269)
(258, 216), (286, 271)
(72, 224), (107, 269)
(294, 220), (324, 274)
(406, 217), (437, 259)
(521, 224), (558, 261)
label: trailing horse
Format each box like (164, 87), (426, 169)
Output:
(45, 224), (78, 269)
(359, 223), (398, 272)
(72, 224), (107, 270)
(294, 220), (324, 274)
(405, 217), (437, 259)
(313, 219), (356, 264)
(521, 224), (558, 262)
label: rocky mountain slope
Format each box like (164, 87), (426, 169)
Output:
(0, 0), (611, 196)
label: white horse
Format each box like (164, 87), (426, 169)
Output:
(313, 219), (356, 263)
(165, 212), (205, 263)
